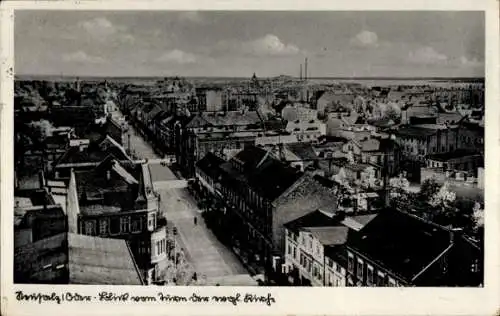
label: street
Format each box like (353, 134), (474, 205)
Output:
(109, 102), (247, 280)
(109, 104), (159, 160)
(159, 187), (248, 279)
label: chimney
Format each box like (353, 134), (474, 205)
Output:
(38, 170), (46, 189)
(305, 57), (308, 81)
(300, 64), (303, 80)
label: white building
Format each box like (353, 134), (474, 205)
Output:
(283, 210), (349, 286)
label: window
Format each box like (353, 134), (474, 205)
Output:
(300, 253), (304, 266)
(84, 221), (96, 235)
(287, 244), (292, 255)
(109, 217), (120, 235)
(356, 259), (364, 280)
(471, 259), (479, 273)
(293, 247), (297, 259)
(377, 271), (386, 286)
(99, 219), (108, 235)
(388, 277), (396, 287)
(328, 258), (333, 268)
(336, 263), (341, 274)
(347, 253), (354, 274)
(131, 217), (142, 233)
(366, 265), (374, 285)
(120, 216), (130, 233)
(148, 212), (157, 230)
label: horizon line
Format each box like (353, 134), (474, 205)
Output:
(14, 74), (485, 80)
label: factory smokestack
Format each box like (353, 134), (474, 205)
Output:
(300, 64), (302, 80)
(305, 58), (308, 80)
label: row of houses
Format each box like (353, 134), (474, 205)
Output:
(283, 207), (482, 287)
(190, 145), (483, 286)
(14, 125), (169, 285)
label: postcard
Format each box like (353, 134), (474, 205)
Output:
(1, 1), (499, 315)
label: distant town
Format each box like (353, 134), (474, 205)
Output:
(14, 68), (484, 287)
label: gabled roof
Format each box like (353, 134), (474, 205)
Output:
(284, 209), (337, 233)
(196, 152), (225, 178)
(220, 146), (303, 201)
(186, 114), (210, 128)
(249, 159), (303, 200)
(341, 214), (378, 231)
(54, 135), (132, 166)
(275, 175), (338, 213)
(111, 160), (138, 185)
(285, 142), (318, 161)
(347, 209), (453, 282)
(231, 146), (269, 172)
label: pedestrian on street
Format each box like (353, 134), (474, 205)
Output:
(194, 216), (198, 225)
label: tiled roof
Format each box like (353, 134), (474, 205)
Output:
(201, 111), (262, 127)
(111, 161), (138, 185)
(283, 209), (337, 233)
(196, 152), (225, 178)
(286, 143), (318, 161)
(55, 136), (132, 166)
(232, 146), (269, 172)
(305, 226), (350, 246)
(360, 138), (381, 152)
(275, 175), (338, 213)
(347, 209), (453, 282)
(221, 146), (303, 200)
(14, 233), (144, 285)
(249, 159), (303, 200)
(395, 126), (438, 138)
(341, 214), (378, 231)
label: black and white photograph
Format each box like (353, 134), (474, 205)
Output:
(10, 9), (488, 289)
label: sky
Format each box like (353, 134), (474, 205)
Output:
(15, 11), (485, 78)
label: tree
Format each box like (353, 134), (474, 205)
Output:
(360, 167), (377, 189)
(429, 182), (456, 209)
(472, 202), (484, 231)
(389, 173), (410, 197)
(418, 178), (441, 203)
(384, 102), (401, 123)
(388, 174), (415, 212)
(28, 119), (54, 144)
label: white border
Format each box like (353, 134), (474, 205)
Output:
(1, 1), (499, 315)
